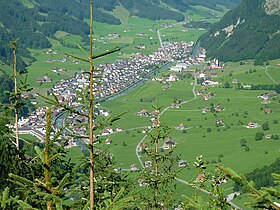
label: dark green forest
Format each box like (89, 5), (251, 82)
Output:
(0, 0), (241, 69)
(234, 158), (280, 191)
(200, 0), (280, 63)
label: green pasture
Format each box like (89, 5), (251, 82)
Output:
(266, 65), (280, 84)
(25, 14), (207, 101)
(186, 5), (225, 20)
(232, 193), (254, 210)
(101, 63), (280, 182)
(211, 61), (279, 86)
(97, 64), (280, 206)
(20, 0), (37, 8)
(0, 62), (12, 75)
(161, 27), (206, 43)
(54, 31), (70, 39)
(19, 12), (279, 206)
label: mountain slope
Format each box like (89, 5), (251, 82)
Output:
(200, 0), (280, 63)
(0, 0), (241, 68)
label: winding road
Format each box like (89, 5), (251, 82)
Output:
(157, 21), (187, 49)
(263, 66), (279, 84)
(135, 73), (197, 167)
(134, 74), (242, 209)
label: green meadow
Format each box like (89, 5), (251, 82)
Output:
(98, 61), (280, 207)
(102, 65), (280, 173)
(18, 11), (279, 207)
(26, 16), (205, 101)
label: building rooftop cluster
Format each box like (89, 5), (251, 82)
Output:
(51, 41), (194, 102)
(16, 41), (197, 146)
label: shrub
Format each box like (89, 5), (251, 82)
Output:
(255, 132), (264, 141)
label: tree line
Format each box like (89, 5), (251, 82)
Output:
(200, 0), (280, 64)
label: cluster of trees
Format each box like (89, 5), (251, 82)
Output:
(0, 0), (121, 68)
(0, 74), (35, 118)
(234, 83), (280, 93)
(36, 0), (121, 25)
(0, 0), (242, 68)
(184, 20), (213, 29)
(161, 0), (189, 12)
(119, 0), (240, 22)
(234, 158), (280, 191)
(200, 0), (280, 63)
(0, 74), (14, 105)
(187, 0), (240, 10)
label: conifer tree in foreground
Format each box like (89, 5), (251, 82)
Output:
(11, 40), (20, 152)
(138, 106), (183, 209)
(8, 109), (73, 209)
(39, 0), (121, 208)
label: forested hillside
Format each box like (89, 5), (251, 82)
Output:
(0, 0), (241, 68)
(234, 158), (280, 191)
(200, 0), (280, 64)
(118, 0), (240, 21)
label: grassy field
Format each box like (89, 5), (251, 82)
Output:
(25, 15), (206, 105)
(95, 60), (280, 207)
(102, 72), (280, 172)
(19, 11), (280, 207)
(20, 0), (38, 8)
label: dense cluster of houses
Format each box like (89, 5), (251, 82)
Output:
(17, 106), (62, 142)
(17, 41), (195, 146)
(50, 41), (194, 102)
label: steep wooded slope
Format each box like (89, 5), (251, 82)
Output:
(200, 0), (280, 63)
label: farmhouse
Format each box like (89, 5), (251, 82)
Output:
(259, 92), (278, 99)
(36, 77), (46, 83)
(203, 92), (212, 100)
(178, 160), (187, 167)
(202, 80), (219, 86)
(199, 73), (206, 79)
(246, 122), (259, 129)
(176, 123), (187, 130)
(151, 110), (160, 117)
(138, 179), (146, 187)
(261, 99), (270, 104)
(115, 128), (123, 132)
(137, 109), (149, 116)
(163, 138), (176, 149)
(214, 105), (225, 112)
(264, 108), (271, 114)
(105, 138), (112, 145)
(196, 173), (206, 182)
(138, 143), (148, 152)
(130, 163), (139, 171)
(171, 103), (182, 109)
(167, 74), (178, 82)
(144, 161), (152, 168)
(202, 107), (210, 113)
(101, 128), (113, 136)
(216, 118), (224, 126)
(36, 76), (52, 83)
